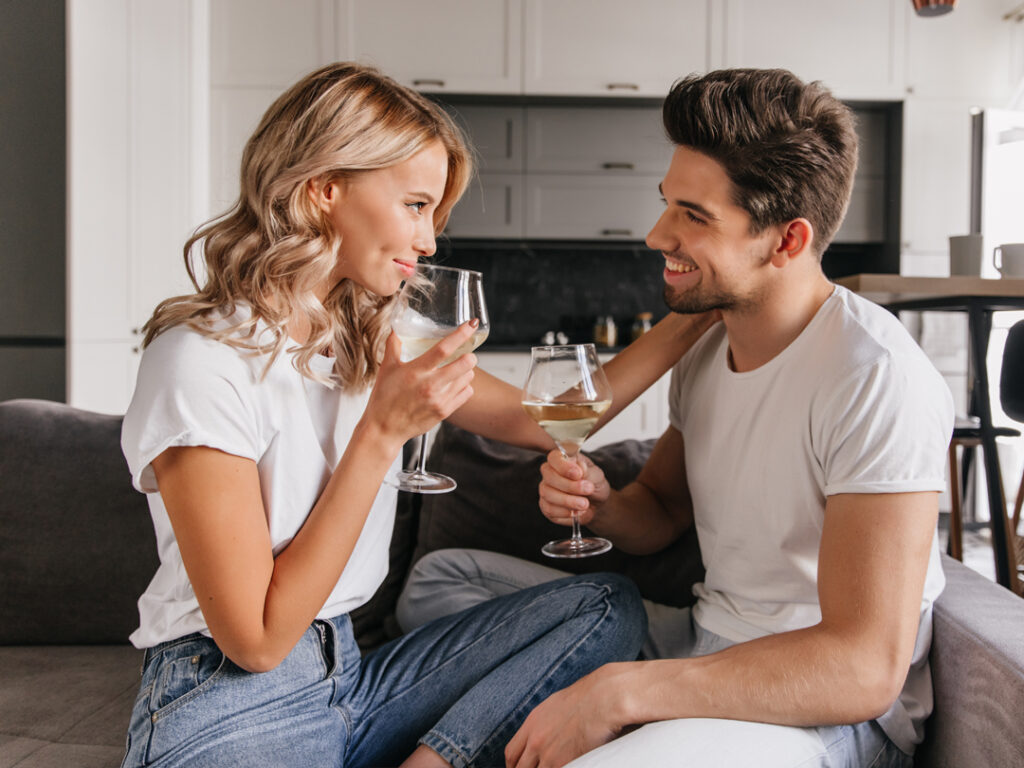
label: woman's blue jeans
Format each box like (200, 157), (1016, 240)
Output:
(121, 572), (645, 768)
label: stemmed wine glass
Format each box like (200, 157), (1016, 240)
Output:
(390, 263), (489, 493)
(522, 343), (613, 557)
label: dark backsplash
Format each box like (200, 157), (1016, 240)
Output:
(433, 240), (670, 347)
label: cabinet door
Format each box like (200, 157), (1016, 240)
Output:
(900, 100), (973, 256)
(210, 0), (335, 87)
(523, 0), (711, 97)
(68, 341), (141, 416)
(447, 174), (525, 238)
(445, 106), (525, 172)
(721, 0), (906, 101)
(526, 107), (671, 174)
(338, 0), (522, 94)
(210, 88), (283, 213)
(525, 175), (662, 241)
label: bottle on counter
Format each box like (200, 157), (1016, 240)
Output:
(593, 315), (617, 347)
(631, 312), (653, 341)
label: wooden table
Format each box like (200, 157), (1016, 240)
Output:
(837, 274), (1024, 588)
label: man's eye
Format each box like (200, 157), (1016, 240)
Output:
(686, 211), (706, 225)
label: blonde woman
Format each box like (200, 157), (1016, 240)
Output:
(119, 63), (714, 768)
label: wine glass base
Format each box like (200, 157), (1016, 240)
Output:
(390, 470), (457, 494)
(542, 536), (613, 559)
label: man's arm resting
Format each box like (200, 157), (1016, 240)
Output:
(614, 490), (938, 727)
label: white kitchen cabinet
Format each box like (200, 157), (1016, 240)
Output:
(69, 342), (142, 416)
(900, 99), (975, 258)
(209, 87), (284, 213)
(526, 107), (671, 174)
(525, 175), (662, 241)
(444, 106), (526, 237)
(446, 174), (525, 238)
(477, 350), (671, 448)
(210, 0), (334, 87)
(67, 0), (207, 413)
(523, 0), (711, 97)
(905, 0), (1020, 103)
(337, 0), (523, 94)
(446, 106), (525, 172)
(720, 0), (906, 101)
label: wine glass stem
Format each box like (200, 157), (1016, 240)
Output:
(415, 433), (430, 476)
(570, 511), (584, 543)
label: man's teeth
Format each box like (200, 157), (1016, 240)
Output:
(666, 261), (697, 273)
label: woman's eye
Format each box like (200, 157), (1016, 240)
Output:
(407, 202), (427, 213)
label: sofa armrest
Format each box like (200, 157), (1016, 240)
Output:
(915, 554), (1024, 767)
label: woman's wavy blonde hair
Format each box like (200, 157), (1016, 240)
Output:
(143, 62), (473, 391)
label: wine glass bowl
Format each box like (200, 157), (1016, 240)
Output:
(390, 263), (489, 493)
(522, 344), (613, 558)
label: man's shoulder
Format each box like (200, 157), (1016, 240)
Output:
(816, 286), (935, 373)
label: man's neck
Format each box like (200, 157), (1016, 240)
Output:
(723, 272), (835, 373)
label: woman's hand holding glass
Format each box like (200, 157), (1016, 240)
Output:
(364, 320), (479, 456)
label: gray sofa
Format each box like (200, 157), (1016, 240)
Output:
(1, 399), (1022, 767)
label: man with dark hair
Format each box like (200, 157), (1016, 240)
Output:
(400, 69), (953, 767)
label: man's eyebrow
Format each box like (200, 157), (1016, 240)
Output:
(658, 183), (719, 221)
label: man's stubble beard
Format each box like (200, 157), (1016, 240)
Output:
(662, 283), (737, 315)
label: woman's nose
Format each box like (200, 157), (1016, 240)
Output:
(414, 226), (437, 257)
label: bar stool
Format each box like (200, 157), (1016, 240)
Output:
(947, 319), (1024, 595)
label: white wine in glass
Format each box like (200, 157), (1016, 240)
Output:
(390, 263), (489, 494)
(522, 343), (613, 558)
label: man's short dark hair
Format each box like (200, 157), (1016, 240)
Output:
(663, 68), (858, 257)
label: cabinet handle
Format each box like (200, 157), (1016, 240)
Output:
(601, 228), (633, 237)
(601, 162), (635, 170)
(505, 186), (513, 226)
(412, 78), (446, 88)
(606, 82), (640, 91)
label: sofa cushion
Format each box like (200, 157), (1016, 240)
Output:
(0, 644), (141, 758)
(0, 399), (157, 644)
(411, 423), (705, 608)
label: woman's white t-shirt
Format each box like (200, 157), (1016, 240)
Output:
(121, 310), (400, 649)
(668, 285), (954, 752)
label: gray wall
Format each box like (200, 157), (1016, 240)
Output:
(0, 0), (66, 401)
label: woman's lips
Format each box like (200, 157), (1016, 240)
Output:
(394, 259), (417, 277)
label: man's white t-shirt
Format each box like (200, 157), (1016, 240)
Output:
(668, 284), (953, 753)
(121, 309), (400, 649)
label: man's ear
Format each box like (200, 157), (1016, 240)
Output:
(769, 218), (814, 267)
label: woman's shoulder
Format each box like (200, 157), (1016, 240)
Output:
(141, 312), (263, 392)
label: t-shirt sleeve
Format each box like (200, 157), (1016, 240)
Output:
(816, 352), (954, 496)
(121, 330), (262, 493)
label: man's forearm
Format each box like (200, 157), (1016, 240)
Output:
(611, 624), (904, 730)
(587, 481), (690, 555)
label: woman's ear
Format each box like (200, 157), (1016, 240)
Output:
(307, 177), (338, 213)
(769, 218), (814, 267)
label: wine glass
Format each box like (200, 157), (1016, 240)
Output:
(522, 343), (613, 557)
(390, 263), (489, 493)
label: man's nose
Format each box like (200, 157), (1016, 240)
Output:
(645, 208), (674, 253)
